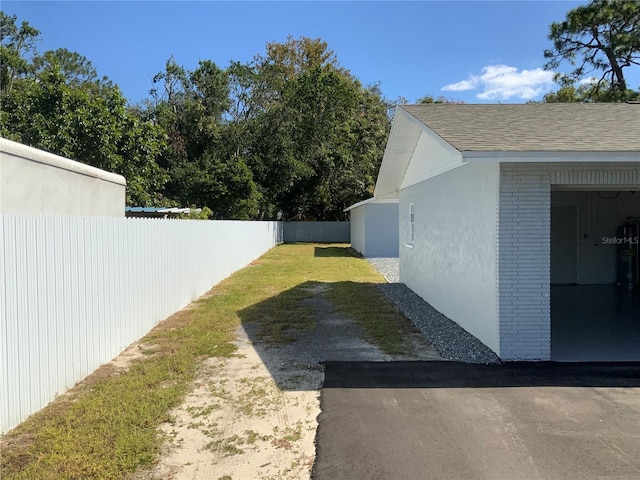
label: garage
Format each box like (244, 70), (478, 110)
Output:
(551, 189), (640, 361)
(375, 103), (640, 361)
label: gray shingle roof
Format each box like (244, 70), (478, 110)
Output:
(401, 103), (640, 152)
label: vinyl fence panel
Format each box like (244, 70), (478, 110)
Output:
(0, 216), (282, 433)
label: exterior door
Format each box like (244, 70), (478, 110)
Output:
(551, 206), (578, 284)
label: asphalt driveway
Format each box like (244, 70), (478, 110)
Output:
(312, 361), (640, 480)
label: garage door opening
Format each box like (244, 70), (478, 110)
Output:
(551, 189), (640, 361)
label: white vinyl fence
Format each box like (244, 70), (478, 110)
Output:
(0, 215), (282, 433)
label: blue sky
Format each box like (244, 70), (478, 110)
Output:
(5, 1), (636, 105)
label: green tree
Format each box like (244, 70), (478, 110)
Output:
(417, 95), (464, 104)
(540, 84), (584, 103)
(143, 57), (260, 218)
(0, 12), (39, 94)
(32, 48), (105, 86)
(544, 0), (640, 101)
(0, 14), (168, 205)
(241, 37), (391, 220)
(1, 65), (168, 205)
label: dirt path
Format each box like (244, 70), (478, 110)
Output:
(143, 285), (441, 479)
(149, 326), (322, 480)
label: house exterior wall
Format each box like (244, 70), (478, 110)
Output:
(498, 164), (551, 360)
(1, 138), (126, 217)
(400, 162), (501, 353)
(498, 162), (640, 360)
(364, 203), (399, 257)
(349, 206), (366, 255)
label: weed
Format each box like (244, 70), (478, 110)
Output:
(271, 422), (304, 450)
(205, 434), (244, 456)
(186, 404), (217, 418)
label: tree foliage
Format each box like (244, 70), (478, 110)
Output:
(33, 48), (105, 86)
(142, 57), (260, 219)
(1, 13), (391, 220)
(417, 95), (465, 104)
(239, 37), (390, 220)
(0, 13), (167, 205)
(0, 12), (39, 94)
(544, 0), (640, 101)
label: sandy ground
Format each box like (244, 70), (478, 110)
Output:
(149, 327), (323, 480)
(137, 285), (440, 480)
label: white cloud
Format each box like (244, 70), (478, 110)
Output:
(439, 77), (479, 91)
(578, 76), (598, 85)
(442, 64), (555, 100)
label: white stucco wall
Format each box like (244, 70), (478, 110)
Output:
(349, 206), (366, 255)
(552, 191), (640, 284)
(348, 200), (399, 257)
(364, 203), (399, 257)
(0, 138), (126, 217)
(400, 162), (501, 353)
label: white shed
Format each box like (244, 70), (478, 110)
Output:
(375, 103), (640, 361)
(344, 197), (399, 258)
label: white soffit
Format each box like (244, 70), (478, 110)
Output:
(373, 108), (423, 198)
(374, 107), (466, 196)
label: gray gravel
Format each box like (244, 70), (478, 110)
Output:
(368, 258), (501, 364)
(366, 257), (400, 283)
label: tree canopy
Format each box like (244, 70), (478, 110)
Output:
(416, 95), (464, 104)
(1, 15), (391, 219)
(0, 13), (168, 205)
(544, 0), (640, 101)
(8, 6), (638, 216)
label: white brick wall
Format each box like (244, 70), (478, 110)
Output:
(498, 162), (640, 360)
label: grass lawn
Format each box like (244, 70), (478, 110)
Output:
(0, 243), (413, 479)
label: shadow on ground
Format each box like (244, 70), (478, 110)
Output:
(313, 246), (357, 257)
(237, 280), (442, 391)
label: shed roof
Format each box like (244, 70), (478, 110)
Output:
(401, 103), (640, 152)
(126, 207), (196, 214)
(343, 197), (398, 212)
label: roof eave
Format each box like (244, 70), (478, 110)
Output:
(374, 106), (442, 198)
(462, 151), (640, 162)
(343, 197), (399, 212)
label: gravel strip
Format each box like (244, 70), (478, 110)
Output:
(368, 258), (500, 364)
(366, 257), (400, 283)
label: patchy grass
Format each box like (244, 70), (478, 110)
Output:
(0, 243), (409, 479)
(0, 283), (240, 479)
(326, 281), (415, 355)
